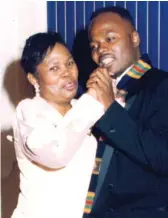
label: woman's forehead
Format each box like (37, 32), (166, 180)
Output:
(42, 43), (71, 64)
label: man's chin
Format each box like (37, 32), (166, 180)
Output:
(107, 66), (119, 78)
(109, 70), (123, 79)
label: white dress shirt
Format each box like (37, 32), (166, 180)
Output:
(11, 94), (104, 218)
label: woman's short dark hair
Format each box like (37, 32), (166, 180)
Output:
(89, 6), (135, 29)
(21, 32), (65, 76)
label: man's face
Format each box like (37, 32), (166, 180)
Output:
(89, 12), (140, 77)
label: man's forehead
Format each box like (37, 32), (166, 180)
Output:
(92, 12), (123, 25)
(90, 14), (123, 33)
(89, 12), (133, 38)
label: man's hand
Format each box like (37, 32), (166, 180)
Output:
(86, 67), (115, 111)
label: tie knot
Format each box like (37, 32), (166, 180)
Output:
(115, 89), (127, 107)
(116, 89), (127, 99)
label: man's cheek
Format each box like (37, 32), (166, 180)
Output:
(92, 54), (98, 64)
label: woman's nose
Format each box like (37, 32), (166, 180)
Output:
(62, 67), (71, 77)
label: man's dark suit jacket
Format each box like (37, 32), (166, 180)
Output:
(90, 68), (168, 218)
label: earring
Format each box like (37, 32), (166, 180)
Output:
(34, 83), (40, 97)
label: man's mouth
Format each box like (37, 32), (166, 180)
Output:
(63, 80), (77, 91)
(99, 54), (115, 68)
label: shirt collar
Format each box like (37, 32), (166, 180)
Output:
(115, 65), (133, 86)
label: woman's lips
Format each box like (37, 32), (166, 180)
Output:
(63, 81), (77, 91)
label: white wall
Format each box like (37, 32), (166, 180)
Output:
(1, 0), (47, 130)
(0, 0), (47, 178)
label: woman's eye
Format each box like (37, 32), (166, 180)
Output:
(68, 60), (74, 67)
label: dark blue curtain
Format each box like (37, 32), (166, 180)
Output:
(47, 1), (168, 91)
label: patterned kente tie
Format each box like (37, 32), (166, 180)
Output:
(117, 56), (152, 92)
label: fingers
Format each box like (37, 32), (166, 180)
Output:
(96, 70), (110, 87)
(87, 67), (114, 110)
(87, 77), (104, 91)
(87, 77), (101, 94)
(89, 67), (111, 87)
(87, 80), (99, 90)
(89, 67), (109, 79)
(87, 75), (99, 85)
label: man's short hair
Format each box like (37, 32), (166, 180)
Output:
(90, 6), (135, 28)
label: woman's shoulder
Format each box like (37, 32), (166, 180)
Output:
(17, 97), (37, 110)
(16, 97), (44, 119)
(71, 98), (78, 106)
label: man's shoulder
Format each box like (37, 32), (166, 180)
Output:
(147, 67), (167, 78)
(150, 67), (168, 75)
(138, 68), (168, 104)
(143, 67), (168, 89)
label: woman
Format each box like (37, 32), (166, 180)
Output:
(11, 32), (104, 218)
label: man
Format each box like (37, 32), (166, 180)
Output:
(84, 6), (168, 218)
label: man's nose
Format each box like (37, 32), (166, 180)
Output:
(98, 42), (108, 54)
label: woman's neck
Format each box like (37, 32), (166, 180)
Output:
(41, 93), (72, 116)
(50, 101), (72, 116)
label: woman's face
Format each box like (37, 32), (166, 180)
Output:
(32, 43), (78, 104)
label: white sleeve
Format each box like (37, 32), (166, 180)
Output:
(14, 94), (104, 168)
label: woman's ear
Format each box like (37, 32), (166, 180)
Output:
(27, 73), (38, 86)
(132, 31), (140, 48)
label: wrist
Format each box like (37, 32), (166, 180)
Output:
(87, 88), (97, 100)
(104, 99), (114, 111)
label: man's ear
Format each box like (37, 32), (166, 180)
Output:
(132, 31), (140, 48)
(27, 73), (38, 86)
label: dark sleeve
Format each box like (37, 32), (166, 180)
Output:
(95, 90), (168, 175)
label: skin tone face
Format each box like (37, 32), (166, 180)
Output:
(27, 43), (78, 115)
(89, 12), (141, 78)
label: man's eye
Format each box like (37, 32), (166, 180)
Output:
(50, 66), (58, 71)
(107, 37), (116, 42)
(91, 45), (97, 52)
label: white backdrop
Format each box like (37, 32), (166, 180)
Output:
(0, 0), (47, 179)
